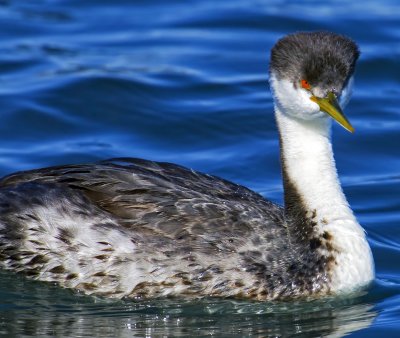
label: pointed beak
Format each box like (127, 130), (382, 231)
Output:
(310, 92), (354, 133)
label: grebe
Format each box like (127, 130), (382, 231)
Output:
(0, 32), (374, 300)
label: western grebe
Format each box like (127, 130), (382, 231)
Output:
(0, 31), (374, 300)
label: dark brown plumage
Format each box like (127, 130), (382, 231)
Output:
(0, 158), (333, 300)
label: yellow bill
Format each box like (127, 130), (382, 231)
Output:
(310, 92), (354, 133)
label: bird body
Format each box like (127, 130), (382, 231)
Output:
(0, 159), (298, 300)
(0, 32), (374, 300)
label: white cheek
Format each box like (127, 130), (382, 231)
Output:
(269, 73), (322, 120)
(339, 76), (354, 108)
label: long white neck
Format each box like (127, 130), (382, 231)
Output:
(276, 108), (355, 226)
(275, 106), (374, 293)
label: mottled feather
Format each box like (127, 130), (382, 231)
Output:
(0, 158), (331, 300)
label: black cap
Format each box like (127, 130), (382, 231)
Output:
(270, 31), (359, 93)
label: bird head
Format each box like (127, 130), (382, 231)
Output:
(269, 31), (359, 132)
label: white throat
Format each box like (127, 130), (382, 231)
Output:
(276, 109), (353, 225)
(273, 89), (374, 294)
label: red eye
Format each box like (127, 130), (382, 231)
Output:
(301, 79), (311, 90)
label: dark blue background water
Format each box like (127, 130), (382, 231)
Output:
(0, 0), (399, 336)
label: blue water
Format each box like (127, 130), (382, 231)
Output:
(0, 0), (399, 336)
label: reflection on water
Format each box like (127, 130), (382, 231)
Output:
(0, 272), (376, 337)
